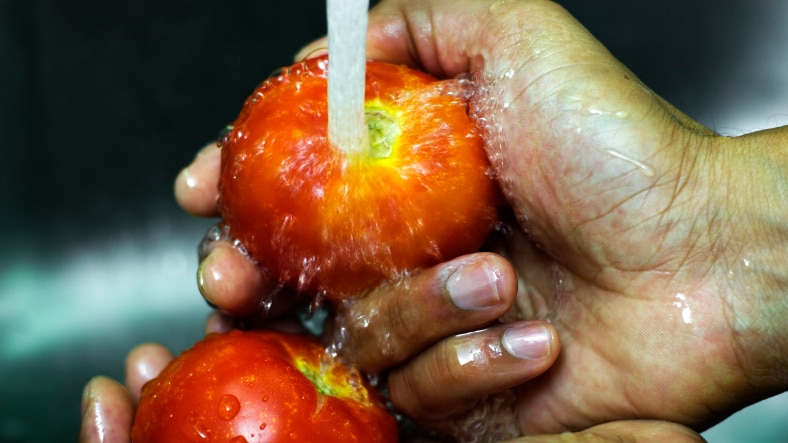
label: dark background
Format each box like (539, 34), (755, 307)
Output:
(1, 1), (786, 442)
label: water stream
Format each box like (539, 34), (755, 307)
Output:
(327, 0), (370, 157)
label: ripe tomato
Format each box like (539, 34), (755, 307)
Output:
(131, 329), (397, 443)
(218, 55), (499, 300)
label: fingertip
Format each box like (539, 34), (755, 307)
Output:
(197, 242), (269, 316)
(294, 36), (328, 61)
(501, 321), (558, 362)
(444, 253), (517, 312)
(79, 376), (134, 443)
(124, 344), (174, 405)
(389, 321), (558, 424)
(174, 142), (221, 217)
(205, 311), (234, 335)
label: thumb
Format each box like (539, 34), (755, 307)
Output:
(366, 0), (715, 278)
(506, 420), (706, 443)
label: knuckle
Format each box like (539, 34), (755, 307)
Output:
(385, 289), (424, 355)
(388, 339), (473, 420)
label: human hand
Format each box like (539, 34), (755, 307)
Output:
(79, 346), (171, 443)
(346, 0), (786, 437)
(78, 315), (234, 443)
(176, 0), (788, 439)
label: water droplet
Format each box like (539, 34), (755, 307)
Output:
(217, 125), (234, 148)
(229, 437), (249, 443)
(217, 394), (241, 420)
(588, 107), (606, 116)
(498, 67), (515, 80)
(309, 291), (326, 314)
(603, 149), (655, 177)
(249, 91), (264, 104)
(199, 223), (232, 261)
(587, 107), (631, 120)
(181, 418), (210, 442)
(259, 423), (267, 430)
(672, 293), (693, 325)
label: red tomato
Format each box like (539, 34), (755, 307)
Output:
(218, 55), (499, 300)
(131, 330), (398, 443)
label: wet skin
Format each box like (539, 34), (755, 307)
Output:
(81, 0), (787, 442)
(185, 0), (788, 436)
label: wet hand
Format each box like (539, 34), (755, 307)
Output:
(79, 345), (172, 443)
(175, 143), (301, 321)
(78, 315), (236, 443)
(500, 420), (704, 443)
(350, 0), (788, 437)
(174, 0), (788, 438)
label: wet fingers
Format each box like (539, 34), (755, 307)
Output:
(389, 321), (559, 426)
(79, 376), (134, 443)
(124, 344), (173, 405)
(336, 253), (518, 373)
(198, 240), (303, 321)
(174, 142), (221, 217)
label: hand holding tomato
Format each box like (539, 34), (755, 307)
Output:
(80, 315), (231, 443)
(177, 0), (788, 441)
(217, 55), (499, 301)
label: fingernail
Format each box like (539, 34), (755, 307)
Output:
(502, 323), (552, 360)
(294, 37), (328, 61)
(197, 258), (220, 309)
(446, 261), (502, 310)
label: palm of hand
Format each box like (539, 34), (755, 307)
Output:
(486, 69), (744, 433)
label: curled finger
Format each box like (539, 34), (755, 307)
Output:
(174, 142), (221, 217)
(124, 344), (174, 405)
(334, 252), (518, 373)
(79, 376), (134, 443)
(197, 234), (301, 320)
(388, 321), (559, 428)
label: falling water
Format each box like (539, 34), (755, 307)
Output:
(327, 0), (370, 157)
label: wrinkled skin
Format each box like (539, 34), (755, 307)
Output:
(82, 0), (788, 442)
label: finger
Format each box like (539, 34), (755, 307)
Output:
(124, 344), (174, 405)
(174, 141), (221, 217)
(505, 420), (705, 443)
(198, 241), (268, 315)
(364, 0), (494, 76)
(79, 376), (134, 443)
(336, 252), (518, 373)
(294, 36), (328, 61)
(205, 310), (234, 335)
(197, 241), (300, 318)
(389, 321), (558, 426)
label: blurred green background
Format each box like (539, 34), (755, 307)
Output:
(1, 1), (786, 442)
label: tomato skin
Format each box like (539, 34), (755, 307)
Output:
(131, 330), (397, 443)
(219, 55), (499, 300)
